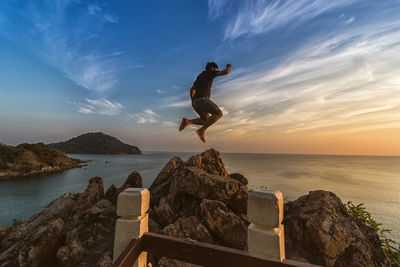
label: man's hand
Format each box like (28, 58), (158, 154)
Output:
(216, 64), (232, 77)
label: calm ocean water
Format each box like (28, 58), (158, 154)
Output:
(0, 152), (399, 242)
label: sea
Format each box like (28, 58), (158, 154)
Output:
(0, 152), (399, 243)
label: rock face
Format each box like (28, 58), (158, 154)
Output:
(284, 190), (391, 267)
(148, 149), (249, 266)
(149, 149), (249, 250)
(0, 173), (143, 267)
(0, 150), (392, 267)
(48, 132), (141, 154)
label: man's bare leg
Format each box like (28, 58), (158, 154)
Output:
(196, 114), (222, 142)
(179, 117), (206, 131)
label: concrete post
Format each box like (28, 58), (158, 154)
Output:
(247, 189), (285, 262)
(113, 188), (150, 267)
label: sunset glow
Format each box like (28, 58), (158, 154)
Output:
(1, 1), (399, 155)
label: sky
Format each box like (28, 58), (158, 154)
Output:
(0, 0), (400, 156)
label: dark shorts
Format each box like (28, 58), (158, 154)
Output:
(192, 97), (223, 121)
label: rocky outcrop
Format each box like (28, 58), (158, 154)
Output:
(284, 190), (391, 267)
(200, 199), (247, 250)
(0, 172), (144, 267)
(1, 149), (392, 267)
(148, 149), (249, 266)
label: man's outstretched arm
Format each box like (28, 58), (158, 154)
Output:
(216, 64), (232, 77)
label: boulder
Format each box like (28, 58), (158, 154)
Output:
(283, 190), (391, 267)
(153, 197), (176, 227)
(123, 170), (143, 188)
(104, 184), (118, 204)
(162, 216), (213, 243)
(200, 199), (248, 250)
(167, 166), (247, 214)
(148, 149), (249, 266)
(149, 157), (184, 208)
(229, 173), (248, 185)
(185, 149), (228, 177)
(117, 170), (143, 195)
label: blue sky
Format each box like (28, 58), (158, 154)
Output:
(1, 1), (400, 155)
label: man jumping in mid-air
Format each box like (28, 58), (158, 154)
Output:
(179, 62), (231, 142)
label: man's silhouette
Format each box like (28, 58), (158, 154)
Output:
(179, 62), (231, 142)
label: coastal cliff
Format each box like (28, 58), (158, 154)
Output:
(0, 149), (391, 266)
(0, 143), (81, 180)
(48, 132), (141, 154)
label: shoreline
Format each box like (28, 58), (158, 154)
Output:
(0, 161), (84, 180)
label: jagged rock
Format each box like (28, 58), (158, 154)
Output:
(151, 157), (184, 189)
(229, 173), (248, 185)
(162, 216), (213, 243)
(185, 149), (228, 177)
(118, 170), (143, 194)
(150, 157), (184, 207)
(124, 170), (143, 188)
(71, 176), (104, 222)
(0, 173), (143, 267)
(283, 190), (391, 267)
(56, 229), (84, 266)
(167, 166), (247, 214)
(153, 197), (176, 227)
(28, 218), (65, 267)
(97, 254), (113, 267)
(148, 217), (162, 234)
(148, 149), (249, 267)
(200, 199), (247, 250)
(104, 184), (118, 204)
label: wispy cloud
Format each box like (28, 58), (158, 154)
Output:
(69, 99), (124, 115)
(205, 21), (400, 137)
(88, 4), (101, 15)
(0, 1), (125, 96)
(345, 17), (355, 24)
(134, 109), (160, 124)
(224, 0), (358, 40)
(208, 0), (229, 20)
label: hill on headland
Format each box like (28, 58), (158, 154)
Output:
(47, 132), (141, 155)
(0, 143), (81, 179)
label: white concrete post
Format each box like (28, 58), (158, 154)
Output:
(113, 188), (150, 267)
(247, 189), (285, 262)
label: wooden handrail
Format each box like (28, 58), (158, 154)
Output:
(113, 232), (320, 267)
(113, 236), (143, 267)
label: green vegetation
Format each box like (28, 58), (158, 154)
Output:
(0, 143), (80, 175)
(345, 201), (400, 266)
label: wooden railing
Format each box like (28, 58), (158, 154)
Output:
(113, 232), (320, 267)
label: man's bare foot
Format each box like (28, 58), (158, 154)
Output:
(196, 129), (206, 143)
(179, 118), (189, 131)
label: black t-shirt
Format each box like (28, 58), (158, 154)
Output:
(193, 70), (218, 99)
